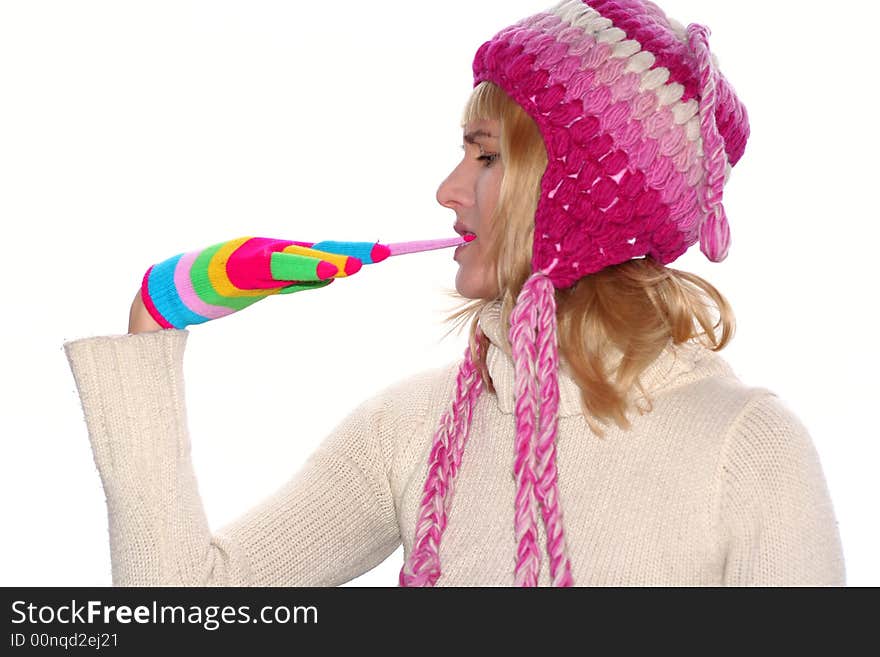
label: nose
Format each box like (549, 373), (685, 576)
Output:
(436, 161), (472, 211)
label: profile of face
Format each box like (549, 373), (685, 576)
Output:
(436, 119), (503, 300)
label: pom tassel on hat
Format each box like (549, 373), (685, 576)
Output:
(687, 22), (732, 263)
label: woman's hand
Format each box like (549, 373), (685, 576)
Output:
(131, 236), (372, 333)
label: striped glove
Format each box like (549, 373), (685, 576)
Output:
(141, 236), (386, 329)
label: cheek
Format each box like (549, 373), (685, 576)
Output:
(477, 183), (502, 228)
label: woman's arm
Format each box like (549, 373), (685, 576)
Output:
(128, 289), (162, 334)
(717, 392), (846, 586)
(63, 327), (401, 586)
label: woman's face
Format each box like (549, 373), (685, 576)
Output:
(436, 118), (503, 300)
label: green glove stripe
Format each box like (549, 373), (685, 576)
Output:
(269, 252), (324, 282)
(190, 242), (257, 311)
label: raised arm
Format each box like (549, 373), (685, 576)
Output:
(63, 328), (402, 586)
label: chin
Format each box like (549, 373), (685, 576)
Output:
(455, 275), (497, 300)
(455, 259), (499, 299)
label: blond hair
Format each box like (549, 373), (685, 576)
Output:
(439, 81), (735, 438)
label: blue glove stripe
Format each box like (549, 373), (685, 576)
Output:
(148, 254), (211, 329)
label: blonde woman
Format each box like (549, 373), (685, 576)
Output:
(64, 0), (845, 586)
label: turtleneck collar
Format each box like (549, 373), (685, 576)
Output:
(476, 299), (735, 417)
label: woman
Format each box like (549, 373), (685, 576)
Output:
(65, 0), (846, 586)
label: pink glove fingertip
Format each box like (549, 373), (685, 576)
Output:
(344, 257), (362, 275)
(316, 261), (339, 280)
(370, 243), (391, 263)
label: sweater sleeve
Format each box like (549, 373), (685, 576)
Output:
(63, 329), (402, 587)
(717, 392), (846, 586)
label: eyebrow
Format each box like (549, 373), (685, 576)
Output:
(463, 129), (498, 144)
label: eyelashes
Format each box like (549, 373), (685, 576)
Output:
(460, 145), (499, 167)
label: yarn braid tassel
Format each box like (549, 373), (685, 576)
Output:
(398, 324), (485, 586)
(531, 274), (575, 587)
(510, 278), (542, 586)
(687, 23), (731, 263)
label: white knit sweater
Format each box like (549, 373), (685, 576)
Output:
(63, 300), (846, 586)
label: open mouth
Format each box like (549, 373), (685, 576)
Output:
(454, 234), (476, 259)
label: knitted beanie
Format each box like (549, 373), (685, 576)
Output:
(399, 0), (750, 586)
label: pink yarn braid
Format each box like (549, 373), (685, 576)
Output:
(687, 23), (730, 263)
(398, 327), (486, 586)
(509, 279), (543, 586)
(400, 274), (575, 586)
(531, 273), (575, 586)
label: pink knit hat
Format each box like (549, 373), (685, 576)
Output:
(399, 0), (749, 586)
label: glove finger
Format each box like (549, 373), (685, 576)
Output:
(279, 244), (362, 277)
(270, 251), (345, 282)
(307, 240), (390, 265)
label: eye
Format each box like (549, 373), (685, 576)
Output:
(460, 145), (499, 167)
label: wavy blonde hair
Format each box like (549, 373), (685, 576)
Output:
(439, 81), (736, 438)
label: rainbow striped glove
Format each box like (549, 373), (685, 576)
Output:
(141, 236), (387, 329)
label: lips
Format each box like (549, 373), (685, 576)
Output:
(454, 221), (477, 239)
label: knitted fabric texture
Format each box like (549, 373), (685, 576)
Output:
(399, 0), (750, 587)
(141, 237), (371, 329)
(62, 321), (847, 586)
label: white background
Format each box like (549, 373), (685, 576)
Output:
(1, 0), (877, 586)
